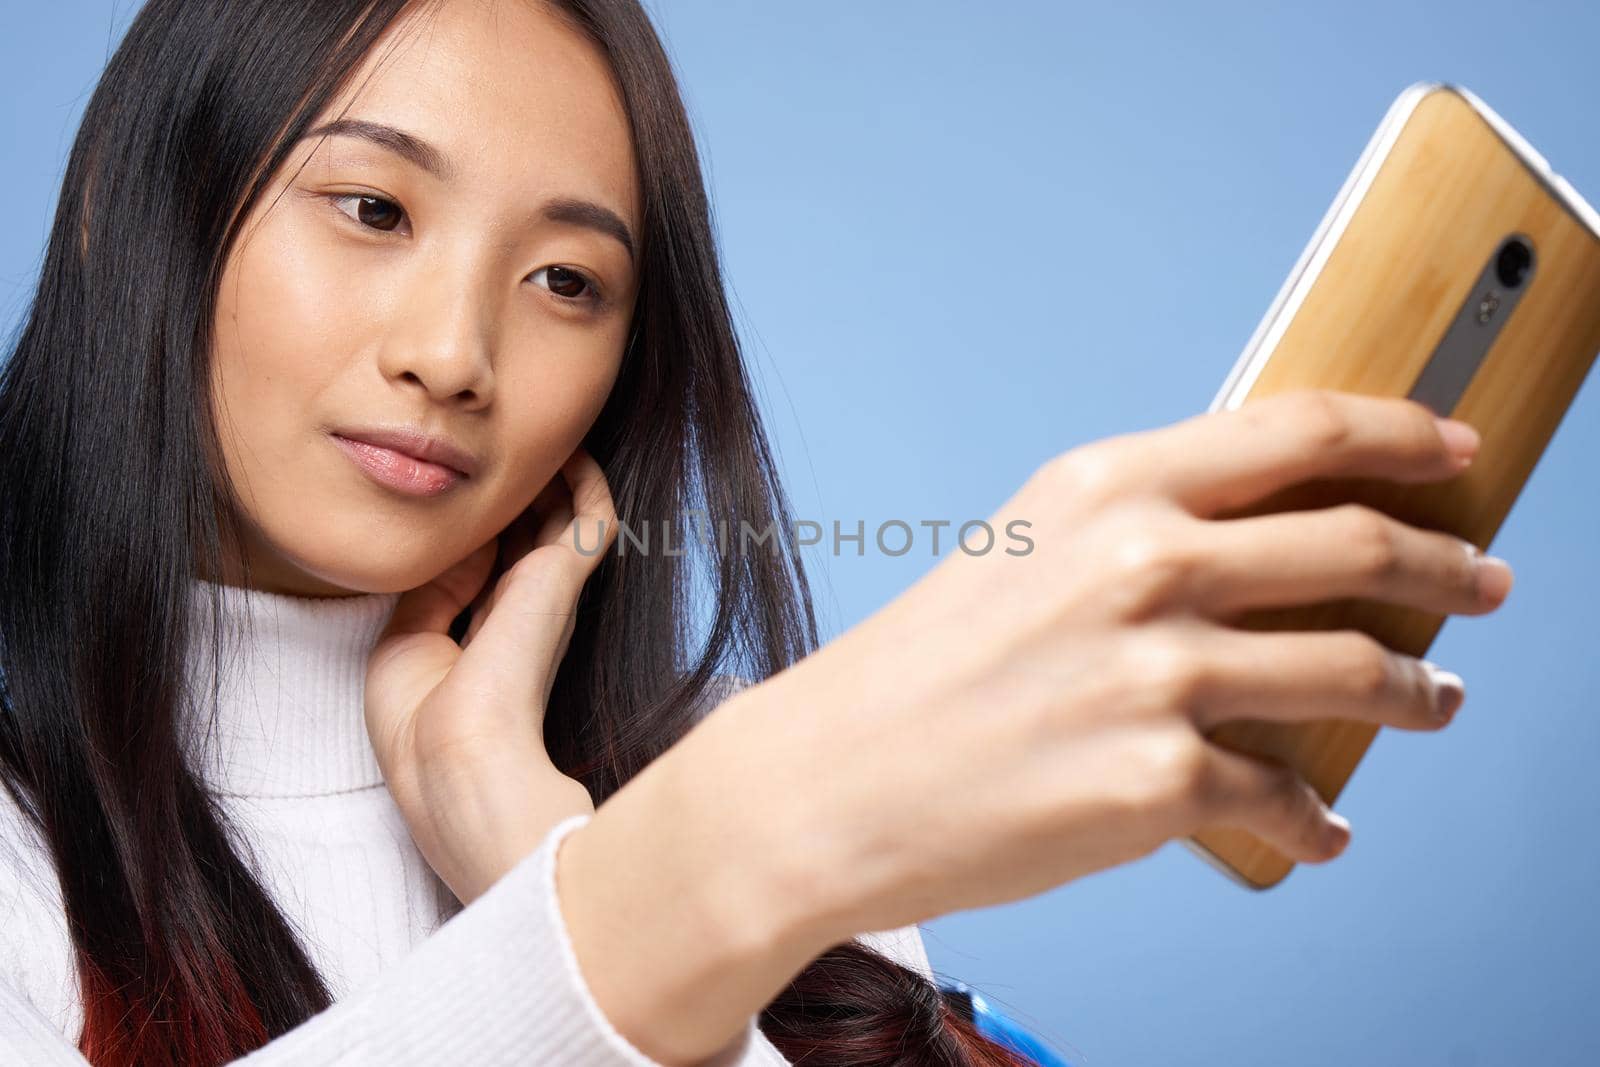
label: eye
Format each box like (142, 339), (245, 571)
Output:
(328, 193), (408, 234)
(530, 265), (604, 307)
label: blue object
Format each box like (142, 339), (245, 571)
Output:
(937, 979), (1074, 1067)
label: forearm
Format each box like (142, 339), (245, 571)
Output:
(554, 688), (844, 1066)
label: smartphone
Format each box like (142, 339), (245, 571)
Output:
(1182, 81), (1600, 890)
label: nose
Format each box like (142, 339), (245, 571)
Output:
(377, 265), (497, 410)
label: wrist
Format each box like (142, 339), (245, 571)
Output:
(697, 672), (919, 946)
(413, 742), (595, 904)
(553, 697), (837, 1064)
(679, 680), (870, 950)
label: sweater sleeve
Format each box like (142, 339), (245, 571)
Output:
(0, 814), (791, 1066)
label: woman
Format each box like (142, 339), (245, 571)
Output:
(0, 0), (1508, 1064)
(0, 0), (1059, 1062)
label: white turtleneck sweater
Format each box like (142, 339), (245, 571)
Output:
(0, 577), (933, 1064)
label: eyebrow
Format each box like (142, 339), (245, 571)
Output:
(302, 118), (637, 263)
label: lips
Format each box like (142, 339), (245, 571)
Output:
(327, 426), (481, 478)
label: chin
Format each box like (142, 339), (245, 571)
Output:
(264, 532), (480, 598)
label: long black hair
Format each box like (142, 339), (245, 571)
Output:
(0, 1), (1046, 1063)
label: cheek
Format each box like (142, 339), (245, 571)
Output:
(215, 221), (363, 389)
(494, 346), (622, 497)
(210, 215), (372, 471)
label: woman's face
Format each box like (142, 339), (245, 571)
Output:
(209, 0), (641, 596)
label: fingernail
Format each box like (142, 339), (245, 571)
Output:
(1421, 659), (1466, 721)
(1474, 553), (1514, 605)
(1434, 416), (1481, 466)
(1325, 811), (1352, 852)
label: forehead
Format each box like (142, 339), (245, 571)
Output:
(315, 0), (639, 226)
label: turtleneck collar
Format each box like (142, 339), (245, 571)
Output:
(180, 576), (402, 799)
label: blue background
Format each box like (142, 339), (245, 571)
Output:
(4, 3), (1598, 1064)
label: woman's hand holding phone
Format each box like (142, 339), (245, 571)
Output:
(656, 388), (1511, 948)
(548, 387), (1513, 1066)
(354, 388), (1514, 1065)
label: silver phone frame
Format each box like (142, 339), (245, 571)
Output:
(1184, 81), (1600, 890)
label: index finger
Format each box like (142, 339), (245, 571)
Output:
(551, 448), (618, 565)
(1132, 388), (1481, 519)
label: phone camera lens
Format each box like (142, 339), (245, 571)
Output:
(1495, 238), (1533, 288)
